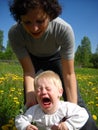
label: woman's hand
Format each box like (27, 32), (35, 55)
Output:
(26, 91), (37, 108)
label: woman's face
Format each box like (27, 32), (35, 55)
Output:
(35, 77), (62, 114)
(21, 8), (50, 38)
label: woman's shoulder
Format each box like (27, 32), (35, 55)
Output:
(49, 17), (73, 36)
(8, 23), (23, 36)
(52, 17), (72, 28)
(9, 23), (19, 32)
(8, 23), (26, 41)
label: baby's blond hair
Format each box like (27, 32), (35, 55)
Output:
(34, 70), (63, 91)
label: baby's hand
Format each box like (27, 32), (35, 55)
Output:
(26, 124), (38, 130)
(51, 122), (68, 130)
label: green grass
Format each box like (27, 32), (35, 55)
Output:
(0, 62), (98, 129)
(75, 67), (98, 125)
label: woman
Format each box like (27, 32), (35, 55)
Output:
(8, 0), (97, 129)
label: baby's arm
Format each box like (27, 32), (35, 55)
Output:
(15, 114), (38, 130)
(15, 105), (38, 130)
(15, 114), (33, 130)
(62, 102), (89, 130)
(52, 102), (89, 130)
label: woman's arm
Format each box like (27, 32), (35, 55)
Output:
(61, 58), (77, 103)
(19, 56), (37, 108)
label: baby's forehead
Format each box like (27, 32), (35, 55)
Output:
(37, 76), (54, 84)
(37, 77), (60, 88)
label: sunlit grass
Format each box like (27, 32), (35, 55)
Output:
(75, 67), (98, 126)
(0, 63), (98, 129)
(0, 62), (23, 130)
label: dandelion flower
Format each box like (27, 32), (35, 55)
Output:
(10, 88), (15, 92)
(1, 125), (9, 130)
(96, 104), (98, 107)
(9, 119), (14, 125)
(13, 126), (17, 130)
(92, 115), (97, 120)
(0, 90), (4, 94)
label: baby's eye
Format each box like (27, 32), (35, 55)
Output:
(46, 87), (51, 91)
(36, 87), (41, 92)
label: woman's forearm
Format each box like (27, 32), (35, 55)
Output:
(24, 74), (37, 107)
(63, 72), (77, 103)
(61, 59), (77, 103)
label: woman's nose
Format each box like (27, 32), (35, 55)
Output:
(31, 23), (39, 32)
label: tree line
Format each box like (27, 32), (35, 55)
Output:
(0, 30), (98, 68)
(75, 36), (98, 68)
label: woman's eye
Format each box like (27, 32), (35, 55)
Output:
(37, 19), (45, 24)
(22, 21), (31, 25)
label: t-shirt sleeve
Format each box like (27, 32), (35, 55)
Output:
(8, 25), (29, 59)
(56, 20), (75, 60)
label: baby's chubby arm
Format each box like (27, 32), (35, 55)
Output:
(15, 114), (37, 130)
(15, 105), (39, 130)
(52, 102), (89, 130)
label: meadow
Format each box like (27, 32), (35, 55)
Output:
(0, 62), (98, 129)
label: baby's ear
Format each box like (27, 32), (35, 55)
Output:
(58, 88), (63, 97)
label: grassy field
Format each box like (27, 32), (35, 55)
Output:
(0, 62), (98, 129)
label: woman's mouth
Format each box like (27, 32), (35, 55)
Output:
(31, 31), (42, 37)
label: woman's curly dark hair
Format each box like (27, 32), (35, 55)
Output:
(9, 0), (62, 22)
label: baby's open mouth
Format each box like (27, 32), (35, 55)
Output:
(42, 98), (51, 105)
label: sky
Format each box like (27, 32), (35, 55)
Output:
(0, 0), (98, 53)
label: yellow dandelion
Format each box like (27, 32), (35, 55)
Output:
(1, 124), (12, 130)
(96, 104), (98, 107)
(9, 119), (14, 125)
(13, 126), (17, 130)
(9, 94), (12, 97)
(88, 81), (93, 86)
(15, 101), (20, 105)
(13, 97), (18, 100)
(88, 101), (94, 105)
(10, 88), (15, 92)
(0, 77), (5, 84)
(95, 91), (98, 94)
(17, 88), (23, 92)
(0, 77), (5, 80)
(92, 87), (96, 91)
(18, 92), (22, 95)
(92, 115), (97, 120)
(0, 90), (4, 94)
(1, 125), (9, 130)
(6, 124), (13, 127)
(13, 97), (19, 103)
